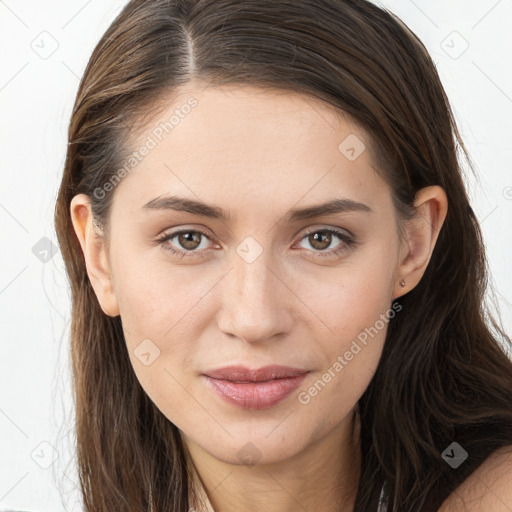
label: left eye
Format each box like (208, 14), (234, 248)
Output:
(297, 229), (348, 252)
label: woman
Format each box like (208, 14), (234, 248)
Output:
(54, 0), (512, 510)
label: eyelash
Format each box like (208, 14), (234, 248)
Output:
(156, 227), (356, 260)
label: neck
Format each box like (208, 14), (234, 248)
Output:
(182, 407), (362, 512)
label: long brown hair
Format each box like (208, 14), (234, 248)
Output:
(54, 0), (512, 510)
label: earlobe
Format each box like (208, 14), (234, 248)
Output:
(393, 185), (448, 299)
(70, 194), (120, 317)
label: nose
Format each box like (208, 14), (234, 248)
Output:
(216, 249), (295, 345)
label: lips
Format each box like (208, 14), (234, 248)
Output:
(202, 365), (310, 410)
(203, 365), (309, 382)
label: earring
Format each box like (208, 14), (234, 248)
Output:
(400, 279), (406, 287)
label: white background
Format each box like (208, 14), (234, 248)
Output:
(0, 0), (511, 510)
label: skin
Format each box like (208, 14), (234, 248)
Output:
(70, 82), (449, 512)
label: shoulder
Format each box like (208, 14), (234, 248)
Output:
(438, 445), (512, 511)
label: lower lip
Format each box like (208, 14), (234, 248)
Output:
(202, 373), (309, 410)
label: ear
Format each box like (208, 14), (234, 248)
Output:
(69, 194), (120, 317)
(392, 185), (448, 300)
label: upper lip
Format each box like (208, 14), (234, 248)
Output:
(203, 365), (309, 382)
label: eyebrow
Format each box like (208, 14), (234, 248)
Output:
(141, 195), (372, 223)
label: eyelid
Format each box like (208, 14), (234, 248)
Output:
(156, 224), (213, 238)
(297, 225), (355, 240)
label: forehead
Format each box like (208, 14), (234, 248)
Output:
(111, 83), (390, 219)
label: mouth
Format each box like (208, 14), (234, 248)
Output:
(201, 365), (310, 410)
(203, 364), (310, 382)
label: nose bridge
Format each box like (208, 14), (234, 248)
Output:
(234, 249), (274, 305)
(217, 241), (292, 343)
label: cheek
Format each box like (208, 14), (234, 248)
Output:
(295, 249), (395, 344)
(109, 249), (223, 417)
(294, 290), (391, 436)
(292, 251), (395, 400)
(110, 242), (207, 337)
(119, 288), (199, 427)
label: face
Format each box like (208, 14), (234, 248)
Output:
(86, 83), (407, 465)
